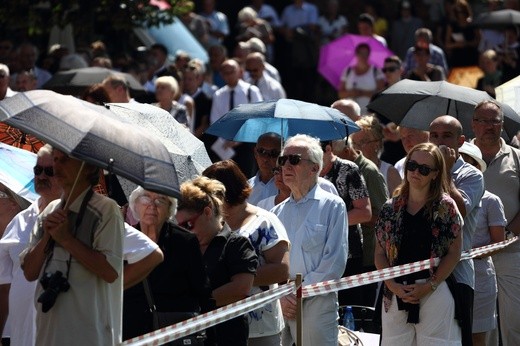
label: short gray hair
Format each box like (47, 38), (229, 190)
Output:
(284, 134), (323, 173)
(0, 64), (9, 76)
(128, 186), (177, 221)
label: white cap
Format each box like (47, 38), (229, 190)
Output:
(459, 142), (487, 172)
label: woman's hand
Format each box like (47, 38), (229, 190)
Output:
(385, 280), (407, 299)
(400, 282), (432, 304)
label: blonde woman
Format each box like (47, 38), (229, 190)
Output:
(351, 115), (402, 194)
(153, 76), (189, 127)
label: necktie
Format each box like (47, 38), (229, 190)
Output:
(229, 89), (234, 110)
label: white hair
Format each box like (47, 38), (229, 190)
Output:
(238, 6), (258, 22)
(128, 186), (177, 221)
(284, 134), (324, 173)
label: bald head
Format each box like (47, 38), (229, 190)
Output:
(429, 115), (465, 153)
(220, 59), (241, 87)
(331, 99), (361, 121)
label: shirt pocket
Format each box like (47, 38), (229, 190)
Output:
(301, 223), (326, 253)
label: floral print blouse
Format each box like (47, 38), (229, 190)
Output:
(375, 192), (462, 311)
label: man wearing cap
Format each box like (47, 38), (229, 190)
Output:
(471, 100), (520, 345)
(459, 141), (506, 346)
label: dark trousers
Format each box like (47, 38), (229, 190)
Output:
(457, 283), (474, 346)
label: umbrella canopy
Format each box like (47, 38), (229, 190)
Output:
(367, 79), (520, 141)
(205, 99), (360, 143)
(318, 33), (394, 89)
(0, 142), (38, 202)
(42, 67), (146, 97)
(472, 9), (520, 29)
(0, 90), (180, 198)
(104, 102), (212, 184)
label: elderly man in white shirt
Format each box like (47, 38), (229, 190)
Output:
(271, 134), (348, 346)
(245, 52), (286, 101)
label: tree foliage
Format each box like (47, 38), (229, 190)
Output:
(0, 0), (190, 37)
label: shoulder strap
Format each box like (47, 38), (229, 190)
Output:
(143, 278), (160, 329)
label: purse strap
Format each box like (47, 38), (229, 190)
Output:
(142, 278), (160, 330)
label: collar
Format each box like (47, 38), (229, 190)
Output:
(289, 183), (320, 204)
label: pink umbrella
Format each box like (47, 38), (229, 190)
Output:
(318, 34), (394, 90)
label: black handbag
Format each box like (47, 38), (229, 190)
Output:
(143, 279), (206, 346)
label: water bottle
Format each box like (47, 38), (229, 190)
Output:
(343, 306), (355, 330)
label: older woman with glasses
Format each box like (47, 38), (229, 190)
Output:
(122, 186), (213, 343)
(375, 142), (463, 345)
(202, 160), (290, 346)
(176, 176), (258, 346)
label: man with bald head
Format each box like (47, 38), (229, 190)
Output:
(210, 59), (262, 176)
(245, 52), (285, 101)
(331, 98), (361, 122)
(429, 115), (484, 346)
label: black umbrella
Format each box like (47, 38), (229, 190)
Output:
(0, 90), (180, 197)
(472, 9), (520, 29)
(42, 67), (146, 97)
(367, 79), (520, 141)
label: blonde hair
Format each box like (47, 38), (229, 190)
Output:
(178, 176), (226, 220)
(394, 143), (449, 219)
(155, 76), (179, 95)
(355, 115), (384, 142)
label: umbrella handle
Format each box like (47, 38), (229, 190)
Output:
(63, 161), (85, 210)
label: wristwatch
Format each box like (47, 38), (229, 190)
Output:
(429, 280), (438, 291)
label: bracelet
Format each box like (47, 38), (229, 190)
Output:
(429, 273), (438, 291)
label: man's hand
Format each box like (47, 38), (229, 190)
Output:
(280, 293), (297, 320)
(438, 144), (457, 172)
(43, 209), (73, 245)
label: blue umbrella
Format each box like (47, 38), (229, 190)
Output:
(0, 142), (38, 202)
(205, 99), (360, 143)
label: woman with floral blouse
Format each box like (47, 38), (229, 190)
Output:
(374, 142), (463, 345)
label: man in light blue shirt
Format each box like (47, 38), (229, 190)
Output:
(429, 116), (484, 346)
(271, 134), (348, 346)
(199, 0), (229, 47)
(248, 132), (281, 206)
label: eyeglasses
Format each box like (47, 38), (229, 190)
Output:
(472, 118), (503, 126)
(256, 147), (280, 159)
(0, 191), (11, 199)
(138, 195), (170, 207)
(277, 154), (314, 166)
(406, 160), (437, 176)
(33, 165), (54, 177)
(382, 66), (399, 73)
(272, 166), (281, 175)
(179, 213), (202, 230)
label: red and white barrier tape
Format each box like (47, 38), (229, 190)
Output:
(123, 283), (293, 346)
(123, 236), (517, 346)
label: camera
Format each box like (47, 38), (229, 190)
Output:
(37, 271), (70, 313)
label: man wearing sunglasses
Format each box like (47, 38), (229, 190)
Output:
(271, 134), (347, 346)
(248, 132), (282, 205)
(429, 115), (485, 346)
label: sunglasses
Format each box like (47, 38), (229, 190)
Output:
(406, 160), (437, 176)
(33, 165), (54, 177)
(179, 213), (202, 231)
(256, 147), (280, 159)
(382, 66), (398, 73)
(277, 154), (314, 166)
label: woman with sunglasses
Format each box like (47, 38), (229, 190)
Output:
(122, 186), (213, 343)
(176, 176), (258, 346)
(374, 142), (463, 345)
(202, 160), (289, 346)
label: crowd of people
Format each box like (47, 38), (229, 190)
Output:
(0, 0), (520, 346)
